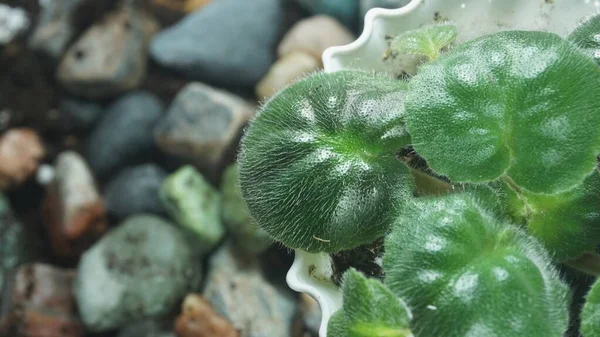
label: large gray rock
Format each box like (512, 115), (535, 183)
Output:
(86, 91), (164, 177)
(105, 164), (168, 221)
(0, 193), (40, 291)
(28, 0), (85, 58)
(57, 2), (158, 98)
(203, 242), (297, 337)
(150, 0), (284, 87)
(74, 214), (202, 332)
(154, 83), (253, 172)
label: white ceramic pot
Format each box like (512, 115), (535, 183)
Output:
(287, 1), (600, 336)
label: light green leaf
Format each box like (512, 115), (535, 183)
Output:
(328, 310), (350, 337)
(330, 268), (413, 337)
(391, 24), (458, 60)
(582, 278), (600, 337)
(405, 30), (600, 194)
(384, 193), (569, 337)
(239, 70), (414, 253)
(568, 13), (600, 64)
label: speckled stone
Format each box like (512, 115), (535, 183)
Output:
(153, 83), (253, 173)
(74, 215), (202, 332)
(57, 3), (159, 97)
(203, 242), (297, 337)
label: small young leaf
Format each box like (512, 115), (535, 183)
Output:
(524, 170), (600, 261)
(405, 30), (600, 194)
(329, 268), (413, 337)
(582, 278), (600, 337)
(391, 24), (458, 60)
(239, 70), (414, 252)
(568, 13), (600, 64)
(384, 193), (569, 337)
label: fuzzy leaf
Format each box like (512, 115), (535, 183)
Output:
(582, 278), (600, 337)
(523, 170), (600, 261)
(329, 269), (413, 337)
(391, 24), (458, 60)
(384, 193), (569, 337)
(568, 13), (600, 65)
(239, 70), (414, 252)
(405, 30), (600, 194)
(328, 310), (350, 337)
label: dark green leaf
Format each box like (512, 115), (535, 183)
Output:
(582, 277), (600, 337)
(330, 269), (413, 337)
(524, 170), (600, 260)
(384, 193), (569, 337)
(568, 14), (600, 65)
(406, 30), (600, 194)
(239, 70), (414, 252)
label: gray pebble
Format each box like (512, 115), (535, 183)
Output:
(74, 214), (202, 332)
(86, 91), (164, 177)
(105, 164), (168, 221)
(150, 0), (284, 87)
(203, 242), (297, 337)
(28, 0), (85, 58)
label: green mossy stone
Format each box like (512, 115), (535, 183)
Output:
(220, 164), (271, 253)
(384, 193), (569, 337)
(160, 166), (225, 253)
(239, 70), (414, 253)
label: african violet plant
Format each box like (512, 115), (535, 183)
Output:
(239, 13), (600, 337)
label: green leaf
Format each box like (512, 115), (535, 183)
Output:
(391, 24), (458, 60)
(568, 14), (600, 65)
(524, 170), (600, 261)
(239, 70), (414, 253)
(330, 269), (413, 337)
(384, 193), (569, 337)
(582, 278), (600, 337)
(405, 30), (600, 194)
(328, 310), (350, 337)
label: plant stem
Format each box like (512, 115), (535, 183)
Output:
(564, 251), (600, 277)
(409, 168), (456, 196)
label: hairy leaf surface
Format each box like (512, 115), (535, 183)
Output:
(406, 31), (600, 193)
(239, 71), (413, 252)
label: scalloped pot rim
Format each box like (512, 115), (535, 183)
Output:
(323, 0), (600, 73)
(322, 1), (421, 72)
